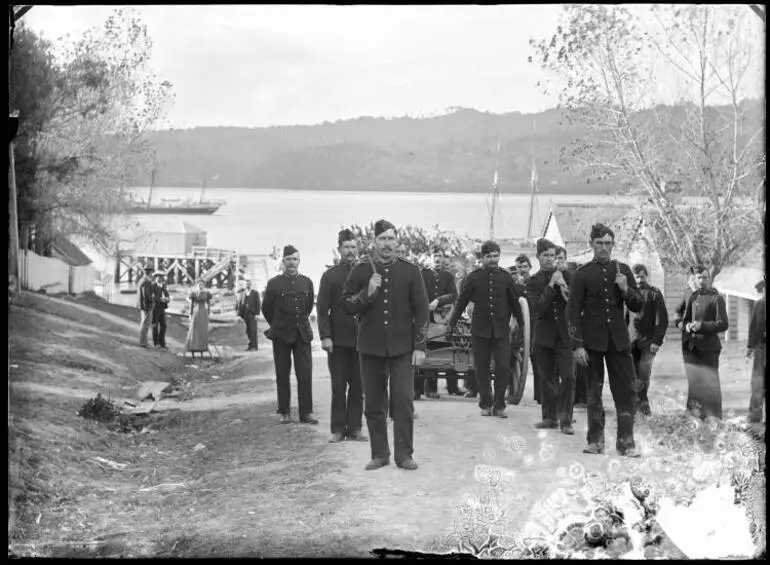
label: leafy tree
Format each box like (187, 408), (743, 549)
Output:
(529, 4), (764, 276)
(10, 9), (174, 255)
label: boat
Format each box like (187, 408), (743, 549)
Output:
(123, 171), (226, 215)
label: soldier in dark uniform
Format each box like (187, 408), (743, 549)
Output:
(342, 220), (429, 471)
(679, 265), (728, 420)
(567, 223), (644, 457)
(262, 245), (317, 425)
(448, 241), (524, 418)
(419, 250), (459, 399)
(626, 263), (669, 417)
(527, 238), (575, 434)
(317, 229), (367, 443)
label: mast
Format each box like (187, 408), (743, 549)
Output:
(200, 174), (207, 203)
(526, 119), (538, 240)
(147, 169), (156, 210)
(488, 140), (501, 240)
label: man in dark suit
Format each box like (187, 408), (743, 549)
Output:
(237, 278), (261, 351)
(151, 272), (170, 349)
(342, 219), (429, 471)
(137, 266), (154, 348)
(419, 250), (459, 399)
(567, 223), (644, 457)
(317, 229), (367, 443)
(262, 245), (317, 425)
(448, 241), (524, 419)
(626, 263), (669, 417)
(528, 238), (575, 434)
(680, 265), (729, 420)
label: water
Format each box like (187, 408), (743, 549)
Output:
(120, 187), (635, 288)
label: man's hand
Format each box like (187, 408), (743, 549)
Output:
(367, 273), (382, 297)
(649, 343), (660, 354)
(321, 338), (334, 354)
(549, 270), (565, 288)
(412, 350), (425, 366)
(429, 299), (439, 312)
(689, 321), (702, 333)
(573, 347), (590, 367)
(615, 272), (629, 293)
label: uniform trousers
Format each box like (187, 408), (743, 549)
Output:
(682, 348), (723, 420)
(534, 344), (574, 426)
(272, 333), (313, 418)
(531, 351), (543, 404)
(328, 345), (363, 435)
(360, 352), (414, 464)
(584, 340), (636, 452)
(472, 335), (510, 412)
(243, 314), (258, 350)
(749, 343), (765, 423)
(573, 362), (588, 405)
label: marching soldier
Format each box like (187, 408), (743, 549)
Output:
(567, 223), (644, 457)
(262, 245), (318, 425)
(448, 241), (524, 419)
(626, 263), (669, 417)
(342, 219), (429, 471)
(419, 250), (459, 399)
(317, 229), (367, 443)
(527, 238), (575, 434)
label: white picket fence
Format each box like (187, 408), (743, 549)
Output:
(19, 249), (95, 295)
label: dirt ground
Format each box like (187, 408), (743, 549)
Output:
(7, 292), (765, 557)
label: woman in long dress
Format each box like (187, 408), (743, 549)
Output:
(186, 279), (212, 359)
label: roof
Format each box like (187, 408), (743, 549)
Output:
(120, 219), (207, 238)
(50, 238), (93, 267)
(542, 202), (637, 256)
(714, 267), (764, 300)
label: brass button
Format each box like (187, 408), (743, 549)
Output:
(384, 320), (389, 325)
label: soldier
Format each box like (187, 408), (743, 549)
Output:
(448, 241), (524, 419)
(236, 278), (261, 351)
(262, 245), (317, 425)
(317, 229), (367, 443)
(137, 266), (154, 348)
(527, 238), (575, 434)
(679, 265), (728, 420)
(419, 250), (459, 399)
(747, 278), (765, 424)
(626, 264), (669, 417)
(567, 223), (644, 457)
(512, 253), (541, 405)
(342, 219), (429, 471)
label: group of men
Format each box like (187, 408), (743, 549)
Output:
(137, 266), (170, 349)
(258, 218), (763, 471)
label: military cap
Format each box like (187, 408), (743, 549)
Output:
(374, 219), (396, 237)
(283, 244), (299, 257)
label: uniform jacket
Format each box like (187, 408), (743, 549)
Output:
(448, 266), (524, 340)
(624, 282), (669, 348)
(341, 257), (429, 357)
(317, 261), (357, 348)
(236, 289), (261, 318)
(680, 287), (728, 352)
(138, 278), (154, 312)
(748, 297), (766, 349)
(262, 273), (314, 343)
(527, 268), (572, 349)
(151, 283), (170, 311)
(567, 258), (644, 352)
(421, 267), (458, 322)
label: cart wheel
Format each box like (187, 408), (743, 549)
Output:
(507, 297), (530, 405)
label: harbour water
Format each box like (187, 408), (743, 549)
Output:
(117, 187), (639, 290)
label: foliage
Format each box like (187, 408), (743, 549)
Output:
(529, 4), (765, 276)
(10, 9), (174, 255)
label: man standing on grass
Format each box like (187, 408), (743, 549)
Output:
(419, 250), (459, 399)
(747, 278), (765, 425)
(237, 278), (261, 352)
(448, 241), (524, 419)
(527, 238), (575, 435)
(151, 272), (170, 349)
(317, 229), (367, 443)
(679, 265), (728, 420)
(262, 245), (317, 425)
(137, 266), (155, 348)
(626, 263), (669, 417)
(567, 223), (644, 457)
(512, 253), (541, 405)
(342, 219), (429, 471)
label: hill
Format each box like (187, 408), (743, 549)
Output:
(144, 102), (763, 194)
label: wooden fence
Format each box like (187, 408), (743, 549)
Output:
(19, 249), (95, 295)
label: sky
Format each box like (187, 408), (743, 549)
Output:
(22, 4), (764, 129)
(22, 4), (565, 128)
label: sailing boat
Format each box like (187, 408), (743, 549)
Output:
(123, 172), (226, 215)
